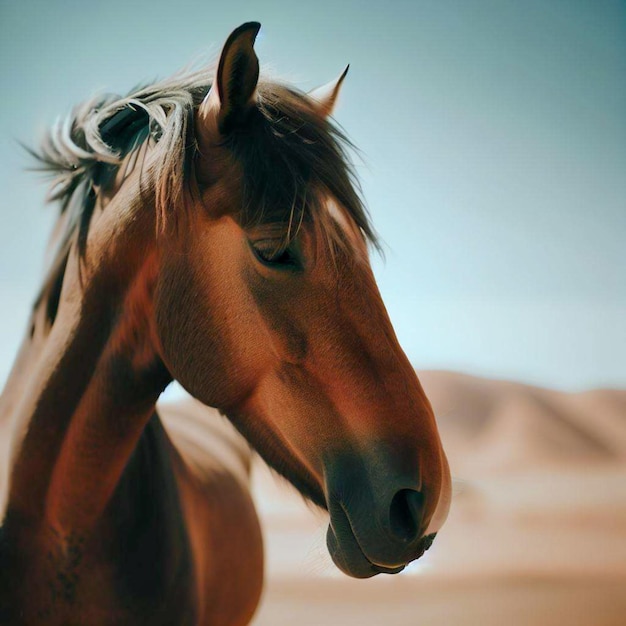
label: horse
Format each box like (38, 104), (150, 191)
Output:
(0, 22), (451, 625)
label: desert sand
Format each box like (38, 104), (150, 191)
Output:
(250, 371), (626, 625)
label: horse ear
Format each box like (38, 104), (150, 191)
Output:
(198, 22), (261, 137)
(307, 65), (349, 117)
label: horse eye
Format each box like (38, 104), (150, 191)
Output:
(250, 241), (300, 269)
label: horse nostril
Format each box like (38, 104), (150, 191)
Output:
(389, 489), (424, 544)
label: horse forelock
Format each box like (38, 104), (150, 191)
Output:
(222, 82), (379, 253)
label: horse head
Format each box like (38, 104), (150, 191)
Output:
(154, 22), (451, 578)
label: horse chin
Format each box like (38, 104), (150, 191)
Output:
(326, 524), (406, 579)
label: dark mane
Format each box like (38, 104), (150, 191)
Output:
(29, 68), (378, 322)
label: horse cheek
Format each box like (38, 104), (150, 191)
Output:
(153, 259), (251, 407)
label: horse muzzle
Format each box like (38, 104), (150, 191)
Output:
(326, 497), (437, 578)
(323, 449), (444, 578)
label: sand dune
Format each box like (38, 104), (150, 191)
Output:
(419, 371), (626, 473)
(251, 371), (626, 625)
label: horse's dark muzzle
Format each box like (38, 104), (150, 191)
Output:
(324, 449), (438, 577)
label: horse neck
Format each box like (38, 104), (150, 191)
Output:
(0, 168), (172, 541)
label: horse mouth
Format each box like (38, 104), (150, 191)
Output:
(326, 502), (435, 579)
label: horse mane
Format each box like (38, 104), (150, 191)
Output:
(28, 66), (379, 326)
(31, 69), (210, 234)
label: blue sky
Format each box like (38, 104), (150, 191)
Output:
(1, 0), (624, 390)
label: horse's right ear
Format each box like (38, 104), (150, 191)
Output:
(197, 22), (261, 142)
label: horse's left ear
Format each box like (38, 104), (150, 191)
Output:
(197, 21), (261, 138)
(307, 65), (350, 117)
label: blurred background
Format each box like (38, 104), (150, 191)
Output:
(1, 1), (625, 624)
